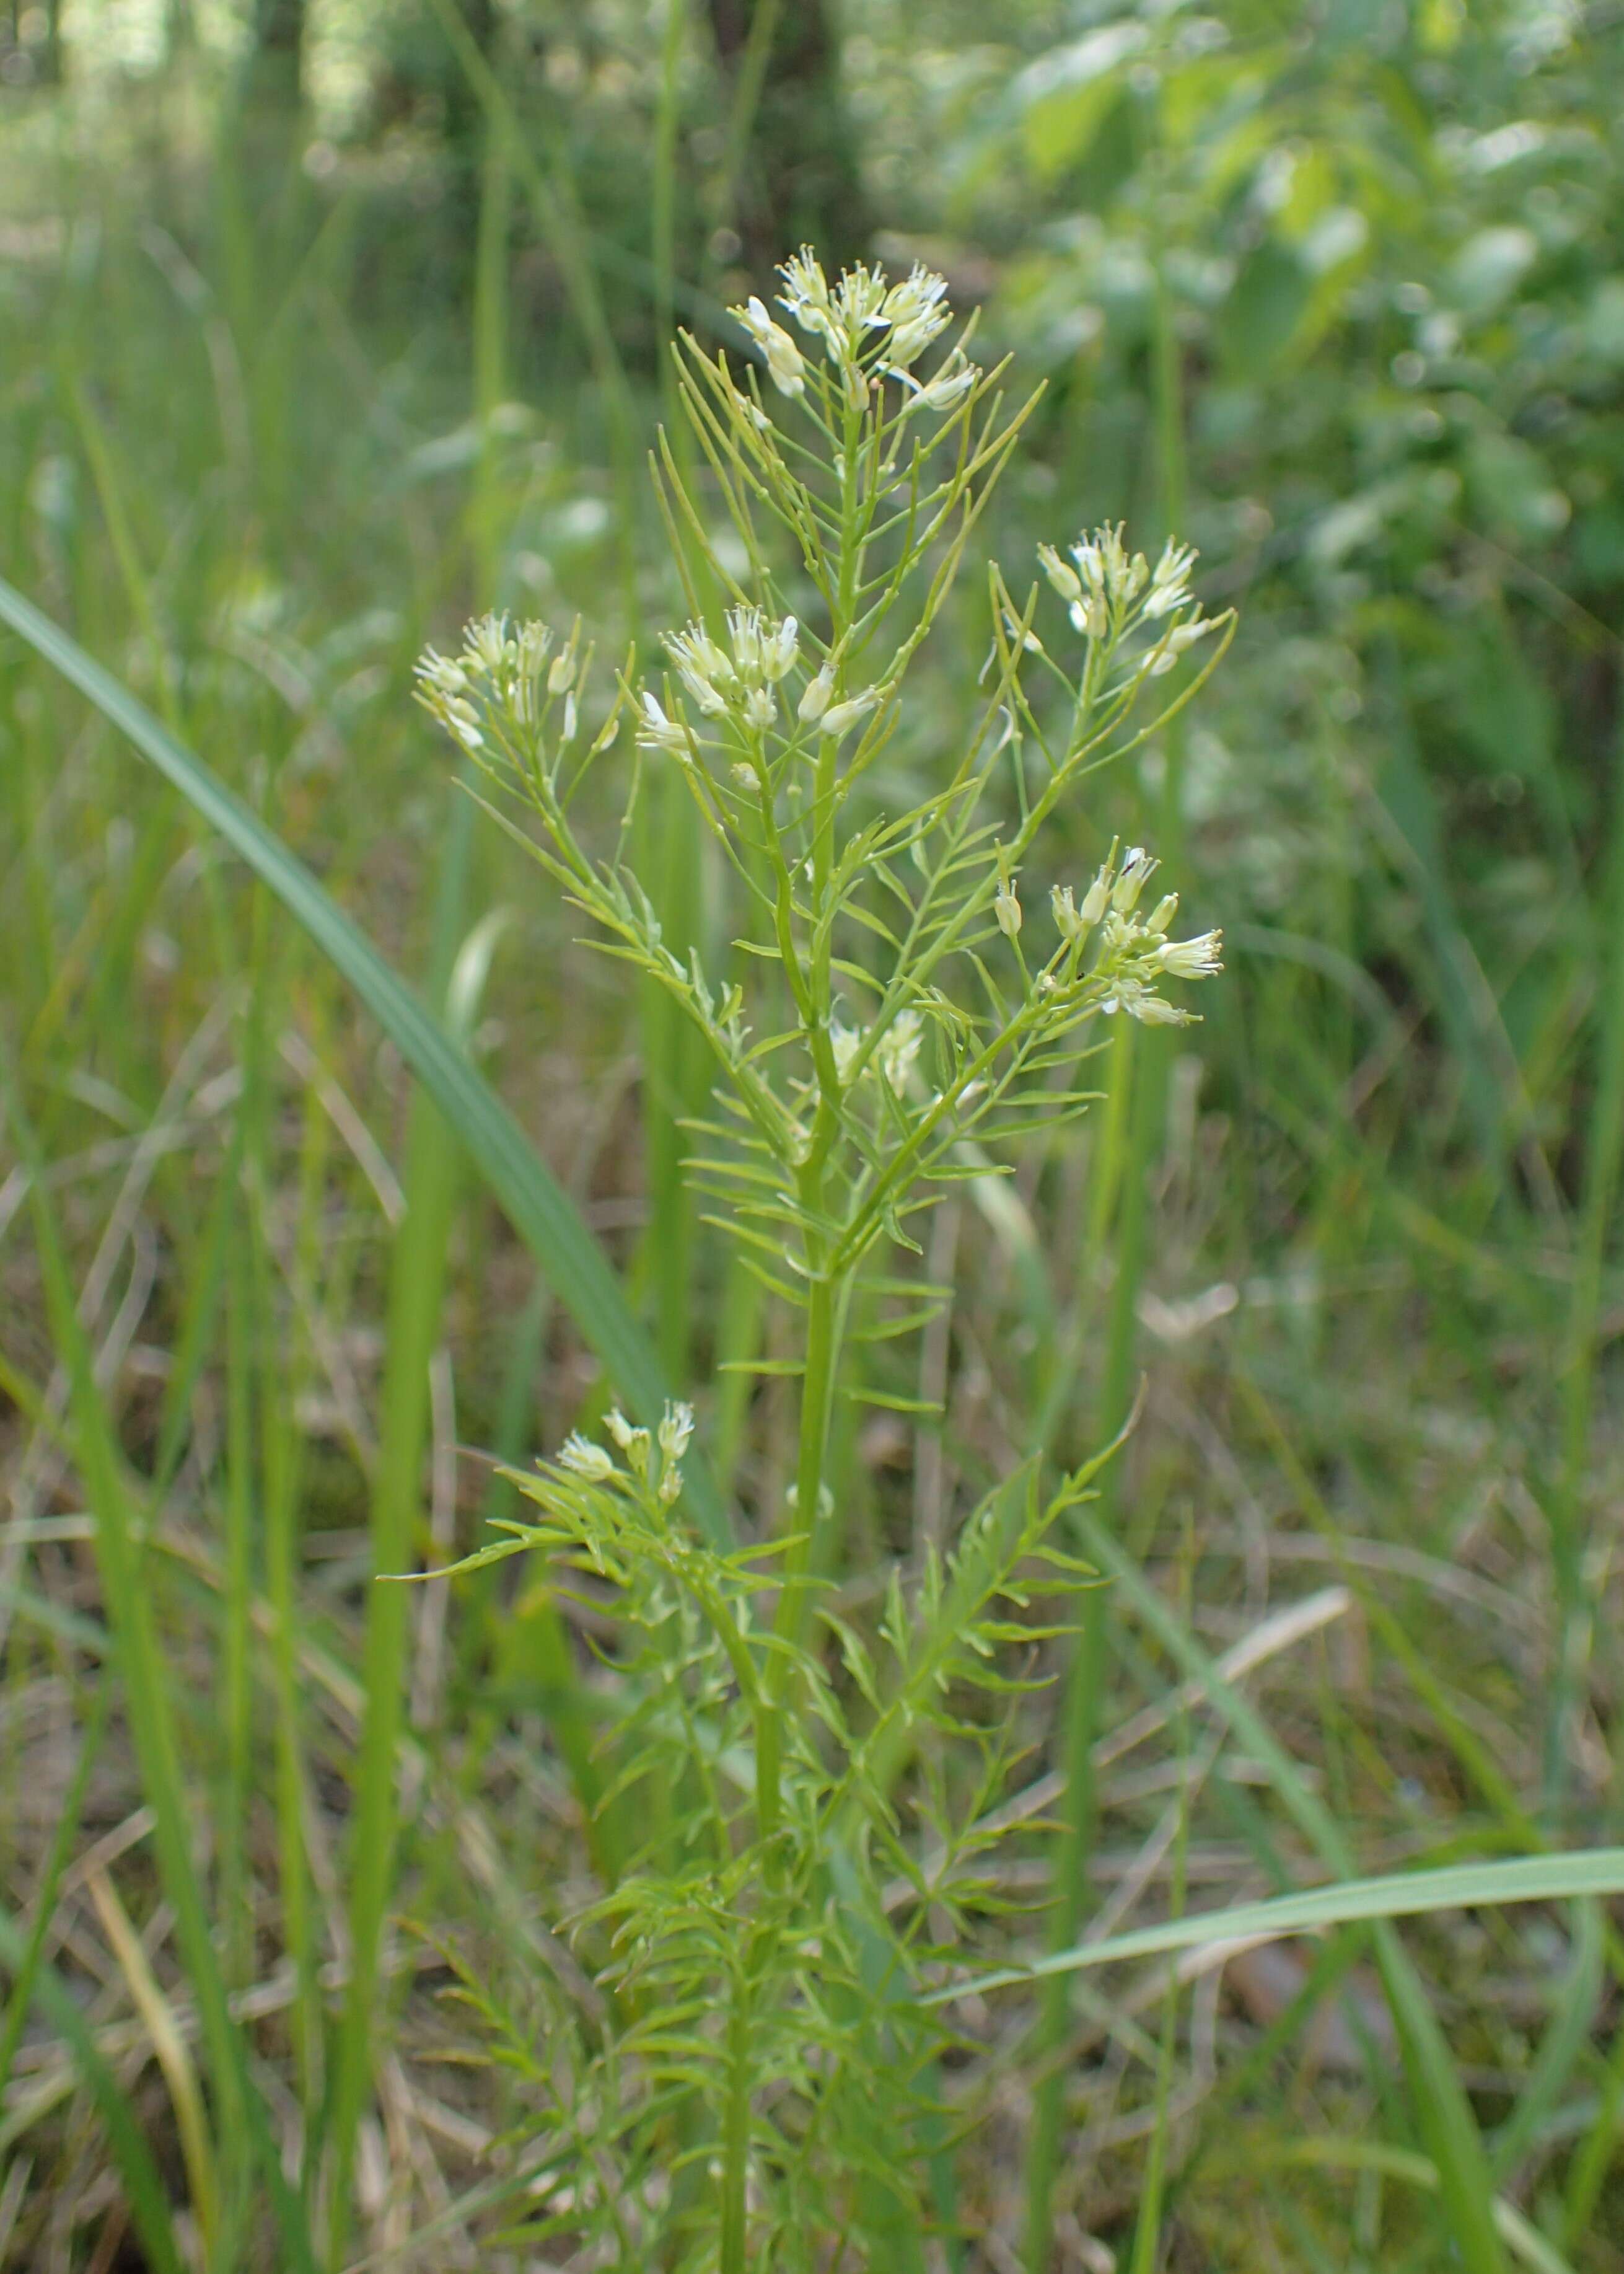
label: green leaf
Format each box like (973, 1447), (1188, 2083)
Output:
(0, 573), (729, 1548)
(1219, 237), (1315, 377)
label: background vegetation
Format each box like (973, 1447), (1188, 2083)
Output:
(4, 0), (1624, 2265)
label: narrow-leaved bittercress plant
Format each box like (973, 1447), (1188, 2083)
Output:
(410, 249), (1232, 2271)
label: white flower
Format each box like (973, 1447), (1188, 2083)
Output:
(993, 880), (1022, 938)
(798, 663), (835, 725)
(558, 1432), (615, 1481)
(462, 612), (511, 672)
(665, 624), (733, 715)
(638, 692), (690, 754)
(658, 1400), (695, 1465)
(1080, 866), (1112, 927)
(763, 615), (799, 682)
(778, 247), (838, 347)
(898, 350), (978, 415)
(441, 700), (483, 752)
(818, 689), (877, 741)
(512, 620), (553, 679)
(743, 684), (776, 732)
(1148, 615), (1216, 675)
(882, 262), (952, 368)
(833, 262), (890, 337)
(1156, 928), (1223, 978)
(732, 295), (806, 397)
(1143, 537), (1199, 619)
(1069, 524), (1147, 618)
(605, 1408), (651, 1478)
(829, 1019), (862, 1085)
(547, 648), (576, 694)
(726, 604), (765, 682)
(877, 1007), (923, 1091)
(887, 309), (952, 371)
(415, 648), (468, 697)
(1112, 847), (1157, 914)
(1051, 883), (1085, 941)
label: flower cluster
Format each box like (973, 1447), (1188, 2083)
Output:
(731, 247), (980, 411)
(558, 1399), (695, 1511)
(415, 612), (578, 752)
(640, 605), (879, 762)
(1045, 844), (1223, 1025)
(1038, 527), (1214, 674)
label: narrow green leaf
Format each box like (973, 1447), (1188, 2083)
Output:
(937, 1848), (1624, 1998)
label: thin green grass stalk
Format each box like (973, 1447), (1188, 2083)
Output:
(416, 0), (641, 615)
(713, 0), (782, 253)
(652, 0), (685, 372)
(1126, 1535), (1195, 2274)
(222, 1117), (258, 1992)
(1022, 1023), (1136, 2273)
(258, 953), (326, 2123)
(62, 375), (182, 734)
(472, 114), (514, 597)
(325, 811), (475, 2265)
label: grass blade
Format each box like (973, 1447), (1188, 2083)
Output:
(942, 1848), (1624, 1995)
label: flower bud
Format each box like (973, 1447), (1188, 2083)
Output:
(993, 881), (1022, 938)
(1112, 847), (1156, 914)
(818, 690), (876, 741)
(733, 295), (806, 398)
(798, 664), (835, 725)
(763, 615), (799, 682)
(558, 1432), (615, 1481)
(1037, 544), (1083, 607)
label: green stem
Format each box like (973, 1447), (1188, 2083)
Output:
(719, 1963), (755, 2274)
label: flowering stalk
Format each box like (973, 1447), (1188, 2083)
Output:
(412, 249), (1232, 2271)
